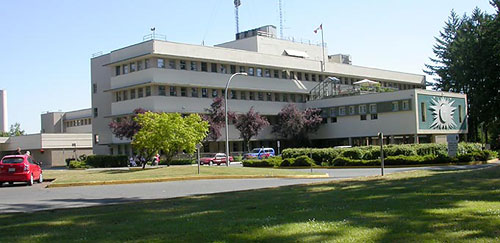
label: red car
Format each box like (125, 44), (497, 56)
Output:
(200, 153), (234, 166)
(0, 155), (43, 186)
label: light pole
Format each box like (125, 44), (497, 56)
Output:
(225, 72), (247, 166)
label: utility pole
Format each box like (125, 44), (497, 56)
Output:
(378, 133), (384, 176)
(234, 0), (241, 34)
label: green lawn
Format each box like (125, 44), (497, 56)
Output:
(44, 166), (324, 185)
(2, 166), (500, 242)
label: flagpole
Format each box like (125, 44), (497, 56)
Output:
(321, 24), (325, 72)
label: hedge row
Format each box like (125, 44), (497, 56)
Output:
(85, 155), (128, 168)
(159, 159), (195, 165)
(242, 150), (497, 168)
(282, 143), (484, 165)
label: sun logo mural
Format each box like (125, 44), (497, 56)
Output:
(429, 97), (457, 129)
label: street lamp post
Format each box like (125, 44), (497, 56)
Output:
(225, 72), (247, 166)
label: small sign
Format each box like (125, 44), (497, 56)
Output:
(447, 134), (459, 157)
(277, 140), (280, 147)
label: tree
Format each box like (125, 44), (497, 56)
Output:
(132, 112), (208, 168)
(425, 3), (499, 143)
(203, 97), (235, 141)
(234, 107), (269, 152)
(272, 104), (323, 146)
(109, 108), (147, 140)
(0, 123), (26, 137)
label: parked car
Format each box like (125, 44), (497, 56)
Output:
(0, 155), (43, 186)
(244, 148), (275, 159)
(200, 153), (234, 166)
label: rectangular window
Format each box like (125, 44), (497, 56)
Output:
(93, 83), (97, 93)
(130, 63), (136, 72)
(258, 92), (263, 101)
(290, 71), (295, 79)
(298, 95), (304, 103)
(130, 89), (136, 99)
(273, 70), (279, 78)
(138, 88), (144, 98)
(282, 70), (287, 79)
(212, 89), (218, 98)
(137, 60), (143, 71)
(93, 108), (98, 118)
(331, 117), (337, 123)
(282, 94), (288, 102)
(145, 59), (150, 69)
(239, 66), (246, 73)
(231, 90), (237, 99)
(202, 88), (208, 98)
(297, 72), (302, 80)
(264, 69), (271, 77)
(181, 87), (187, 97)
(230, 65), (236, 74)
(220, 64), (227, 74)
(159, 86), (166, 96)
(211, 63), (217, 73)
(116, 92), (122, 102)
(240, 91), (246, 100)
(249, 92), (255, 100)
(458, 105), (462, 123)
(123, 65), (129, 74)
(339, 107), (346, 116)
(290, 94), (296, 102)
(360, 114), (367, 120)
(349, 106), (356, 115)
(115, 66), (120, 76)
(304, 73), (309, 81)
(247, 67), (254, 76)
(145, 86), (151, 97)
(190, 61), (197, 71)
(359, 105), (367, 114)
(266, 92), (272, 101)
(370, 104), (377, 113)
(402, 100), (409, 110)
(180, 60), (186, 70)
(122, 90), (128, 100)
(157, 58), (165, 68)
(421, 102), (426, 122)
(256, 68), (263, 77)
(330, 108), (337, 117)
(94, 134), (99, 144)
(392, 101), (399, 111)
(201, 62), (208, 72)
(170, 86), (177, 96)
(191, 87), (198, 97)
(168, 60), (176, 69)
(371, 114), (378, 120)
(311, 74), (316, 81)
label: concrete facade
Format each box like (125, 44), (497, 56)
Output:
(90, 26), (466, 155)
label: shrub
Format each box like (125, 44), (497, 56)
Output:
(279, 158), (294, 167)
(341, 148), (364, 160)
(85, 155), (128, 168)
(242, 159), (273, 167)
(160, 159), (194, 165)
(291, 155), (315, 166)
(233, 155), (243, 162)
(457, 153), (474, 162)
(69, 160), (88, 169)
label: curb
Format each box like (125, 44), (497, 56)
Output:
(46, 173), (330, 188)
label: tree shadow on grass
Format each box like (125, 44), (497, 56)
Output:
(0, 166), (499, 242)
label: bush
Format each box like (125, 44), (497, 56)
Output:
(457, 153), (474, 162)
(341, 148), (364, 160)
(160, 159), (194, 165)
(242, 159), (274, 167)
(85, 155), (128, 168)
(332, 157), (378, 166)
(68, 160), (88, 169)
(279, 158), (294, 167)
(291, 155), (315, 166)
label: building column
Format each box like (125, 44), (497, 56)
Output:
(414, 134), (419, 144)
(348, 137), (353, 146)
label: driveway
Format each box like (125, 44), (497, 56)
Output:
(0, 163), (497, 214)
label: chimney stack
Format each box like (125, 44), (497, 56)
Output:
(0, 90), (7, 133)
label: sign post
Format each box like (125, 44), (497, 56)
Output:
(447, 134), (459, 157)
(196, 144), (202, 174)
(277, 140), (280, 155)
(378, 133), (384, 176)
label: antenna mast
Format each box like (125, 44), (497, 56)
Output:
(279, 0), (283, 38)
(234, 0), (241, 34)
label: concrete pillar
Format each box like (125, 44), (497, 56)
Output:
(348, 137), (353, 146)
(414, 134), (419, 144)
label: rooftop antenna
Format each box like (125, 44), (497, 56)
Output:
(234, 0), (241, 34)
(279, 0), (283, 38)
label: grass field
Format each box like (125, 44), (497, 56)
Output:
(44, 166), (324, 186)
(2, 166), (499, 242)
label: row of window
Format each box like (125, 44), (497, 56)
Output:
(113, 57), (421, 90)
(114, 85), (308, 103)
(323, 114), (379, 123)
(328, 101), (410, 117)
(65, 118), (91, 128)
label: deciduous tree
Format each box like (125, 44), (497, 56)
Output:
(109, 108), (147, 140)
(272, 104), (323, 146)
(203, 97), (235, 141)
(234, 107), (269, 152)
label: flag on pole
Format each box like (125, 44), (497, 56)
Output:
(314, 24), (322, 33)
(151, 27), (155, 31)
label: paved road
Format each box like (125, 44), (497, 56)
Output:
(0, 163), (497, 214)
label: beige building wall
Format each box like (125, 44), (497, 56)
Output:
(91, 54), (113, 155)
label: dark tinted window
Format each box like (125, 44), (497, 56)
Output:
(2, 158), (24, 164)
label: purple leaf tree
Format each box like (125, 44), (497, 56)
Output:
(273, 104), (323, 146)
(108, 108), (147, 140)
(234, 107), (270, 152)
(203, 97), (235, 141)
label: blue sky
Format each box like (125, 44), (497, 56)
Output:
(0, 0), (496, 133)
